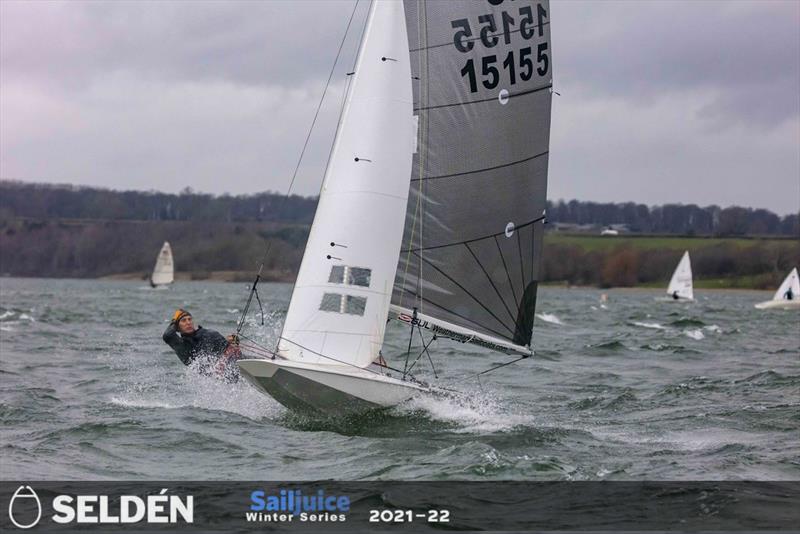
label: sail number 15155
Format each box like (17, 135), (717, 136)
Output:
(460, 46), (547, 92)
(452, 3), (549, 93)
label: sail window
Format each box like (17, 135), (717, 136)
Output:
(343, 295), (366, 315)
(348, 268), (371, 287)
(319, 293), (366, 316)
(328, 266), (345, 284)
(327, 266), (371, 287)
(319, 293), (342, 312)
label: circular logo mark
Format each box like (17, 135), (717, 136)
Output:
(505, 222), (515, 238)
(8, 485), (42, 529)
(498, 89), (509, 105)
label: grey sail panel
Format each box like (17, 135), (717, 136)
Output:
(394, 0), (552, 349)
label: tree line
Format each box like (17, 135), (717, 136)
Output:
(2, 181), (797, 236)
(546, 199), (799, 236)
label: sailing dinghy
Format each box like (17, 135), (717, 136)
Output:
(238, 0), (553, 416)
(755, 268), (800, 310)
(661, 251), (693, 301)
(150, 241), (174, 288)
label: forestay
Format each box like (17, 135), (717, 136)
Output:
(773, 268), (799, 301)
(278, 1), (415, 369)
(392, 0), (553, 355)
(151, 242), (174, 286)
(667, 251), (693, 300)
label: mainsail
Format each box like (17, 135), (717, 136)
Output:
(392, 0), (553, 355)
(666, 251), (693, 300)
(772, 267), (799, 301)
(278, 1), (415, 368)
(150, 241), (174, 286)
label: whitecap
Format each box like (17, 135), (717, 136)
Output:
(110, 397), (177, 409)
(536, 313), (564, 325)
(632, 321), (665, 330)
(398, 387), (535, 433)
(684, 329), (705, 340)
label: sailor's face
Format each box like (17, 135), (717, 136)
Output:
(178, 315), (195, 334)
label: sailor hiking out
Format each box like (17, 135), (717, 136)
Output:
(162, 308), (242, 381)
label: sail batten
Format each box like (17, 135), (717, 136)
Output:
(393, 0), (552, 351)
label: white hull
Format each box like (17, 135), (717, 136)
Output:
(754, 300), (800, 310)
(237, 358), (433, 416)
(655, 297), (694, 303)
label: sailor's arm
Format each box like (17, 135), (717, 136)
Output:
(163, 321), (179, 344)
(163, 322), (193, 365)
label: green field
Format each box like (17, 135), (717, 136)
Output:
(541, 233), (799, 289)
(543, 233), (794, 252)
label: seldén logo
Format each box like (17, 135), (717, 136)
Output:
(8, 486), (42, 529)
(248, 488), (349, 523)
(7, 486), (194, 528)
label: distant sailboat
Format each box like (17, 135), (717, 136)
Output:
(665, 251), (693, 301)
(755, 268), (800, 310)
(150, 241), (174, 288)
(238, 0), (554, 416)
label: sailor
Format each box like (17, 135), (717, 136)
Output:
(672, 290), (679, 300)
(162, 308), (242, 381)
(785, 287), (794, 300)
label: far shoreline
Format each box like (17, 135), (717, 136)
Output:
(0, 273), (777, 293)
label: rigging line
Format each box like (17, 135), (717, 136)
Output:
(236, 0), (361, 336)
(418, 0), (431, 317)
(465, 242), (517, 324)
(401, 215), (546, 253)
(405, 326), (438, 378)
(412, 251), (515, 337)
(439, 353), (530, 388)
(278, 336), (416, 380)
(409, 21), (551, 52)
(402, 311), (415, 377)
(238, 333), (278, 356)
(517, 230), (525, 294)
(476, 354), (529, 377)
(400, 287), (514, 342)
(398, 1), (427, 311)
(414, 83), (551, 112)
(530, 217), (536, 281)
(411, 150), (548, 182)
(494, 235), (519, 305)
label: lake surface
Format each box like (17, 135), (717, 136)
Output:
(1, 278), (798, 480)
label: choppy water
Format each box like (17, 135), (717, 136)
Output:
(1, 278), (798, 480)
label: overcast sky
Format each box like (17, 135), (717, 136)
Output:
(1, 0), (798, 214)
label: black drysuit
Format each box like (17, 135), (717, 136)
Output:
(162, 323), (228, 369)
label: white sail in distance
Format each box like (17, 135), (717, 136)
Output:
(772, 267), (799, 301)
(150, 241), (174, 286)
(667, 251), (693, 300)
(277, 1), (415, 369)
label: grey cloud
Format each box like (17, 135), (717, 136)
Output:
(1, 0), (366, 90)
(1, 0), (798, 214)
(552, 0), (800, 129)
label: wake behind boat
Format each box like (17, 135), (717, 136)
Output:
(238, 0), (553, 416)
(755, 268), (800, 310)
